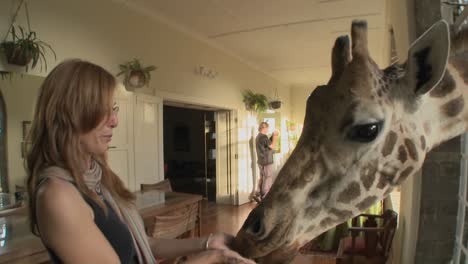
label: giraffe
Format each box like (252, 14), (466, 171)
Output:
(233, 19), (468, 264)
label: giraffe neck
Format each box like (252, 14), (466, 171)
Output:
(414, 55), (468, 151)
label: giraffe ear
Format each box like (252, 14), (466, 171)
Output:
(405, 20), (450, 96)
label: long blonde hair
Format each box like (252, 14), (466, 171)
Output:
(26, 59), (134, 235)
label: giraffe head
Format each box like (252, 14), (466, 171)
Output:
(234, 20), (450, 263)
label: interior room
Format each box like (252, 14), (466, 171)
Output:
(163, 104), (217, 201)
(0, 0), (466, 263)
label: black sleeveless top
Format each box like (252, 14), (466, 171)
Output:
(45, 194), (137, 263)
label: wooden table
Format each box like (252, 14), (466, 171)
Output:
(0, 211), (49, 264)
(0, 190), (203, 263)
(135, 190), (203, 237)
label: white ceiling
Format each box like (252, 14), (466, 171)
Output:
(126, 0), (387, 87)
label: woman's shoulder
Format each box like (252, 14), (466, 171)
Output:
(36, 177), (82, 213)
(36, 177), (94, 238)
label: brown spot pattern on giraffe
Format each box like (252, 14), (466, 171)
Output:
(360, 164), (377, 191)
(289, 160), (317, 189)
(305, 206), (322, 219)
(275, 192), (290, 204)
(420, 136), (426, 151)
(383, 187), (393, 198)
(377, 171), (395, 189)
(289, 176), (304, 190)
(308, 177), (339, 202)
(404, 138), (419, 161)
(381, 131), (398, 157)
(305, 225), (316, 234)
(337, 182), (361, 203)
(396, 166), (414, 185)
(383, 168), (397, 182)
(430, 70), (456, 98)
(398, 145), (407, 163)
(441, 95), (464, 118)
(356, 196), (378, 211)
(320, 217), (334, 227)
(329, 208), (353, 219)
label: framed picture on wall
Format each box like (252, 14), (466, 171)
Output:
(22, 121), (32, 141)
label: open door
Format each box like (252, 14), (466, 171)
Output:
(215, 110), (238, 204)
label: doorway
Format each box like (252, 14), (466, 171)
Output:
(163, 105), (217, 201)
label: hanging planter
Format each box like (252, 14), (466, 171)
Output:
(242, 89), (269, 113)
(1, 26), (56, 71)
(269, 100), (282, 109)
(2, 41), (32, 66)
(117, 58), (157, 89)
(269, 88), (282, 110)
(127, 70), (147, 88)
(0, 2), (56, 72)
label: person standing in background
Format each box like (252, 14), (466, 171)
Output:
(254, 122), (279, 202)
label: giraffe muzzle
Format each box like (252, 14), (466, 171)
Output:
(233, 203), (299, 263)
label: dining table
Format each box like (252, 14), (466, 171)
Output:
(0, 190), (203, 263)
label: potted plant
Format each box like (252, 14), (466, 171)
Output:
(269, 100), (282, 109)
(0, 25), (56, 72)
(117, 59), (157, 89)
(269, 88), (282, 109)
(242, 89), (269, 112)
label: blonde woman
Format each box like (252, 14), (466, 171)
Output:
(26, 59), (254, 264)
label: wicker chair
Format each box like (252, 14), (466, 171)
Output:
(145, 202), (199, 239)
(140, 179), (173, 192)
(336, 210), (398, 264)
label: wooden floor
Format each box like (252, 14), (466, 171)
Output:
(200, 200), (338, 264)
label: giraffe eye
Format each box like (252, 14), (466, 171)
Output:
(347, 122), (383, 143)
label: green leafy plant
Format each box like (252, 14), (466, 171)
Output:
(117, 59), (157, 88)
(242, 89), (269, 112)
(0, 25), (56, 72)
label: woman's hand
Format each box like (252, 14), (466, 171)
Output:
(207, 233), (235, 251)
(185, 249), (256, 264)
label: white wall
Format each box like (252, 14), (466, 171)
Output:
(1, 0), (290, 109)
(290, 84), (316, 126)
(0, 0), (292, 196)
(0, 75), (42, 192)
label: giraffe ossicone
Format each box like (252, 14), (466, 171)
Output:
(233, 19), (465, 264)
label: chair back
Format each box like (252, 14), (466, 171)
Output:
(148, 202), (199, 239)
(141, 179), (173, 192)
(380, 210), (398, 258)
(15, 185), (26, 192)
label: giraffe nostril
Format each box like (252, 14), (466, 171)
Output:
(251, 218), (262, 235)
(242, 207), (265, 238)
